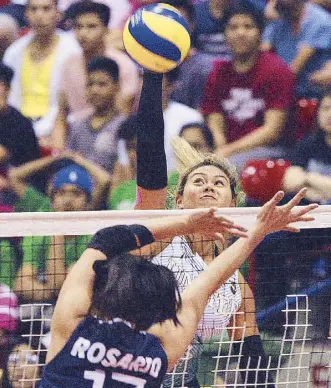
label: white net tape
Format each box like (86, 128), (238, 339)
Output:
(0, 206), (330, 237)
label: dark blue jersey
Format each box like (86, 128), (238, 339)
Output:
(40, 316), (168, 388)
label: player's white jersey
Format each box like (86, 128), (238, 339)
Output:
(152, 236), (242, 339)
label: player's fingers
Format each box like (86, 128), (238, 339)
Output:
(258, 191), (285, 222)
(294, 215), (315, 222)
(222, 226), (248, 238)
(217, 215), (235, 225)
(214, 210), (235, 225)
(214, 233), (226, 245)
(283, 188), (307, 209)
(233, 224), (248, 232)
(282, 226), (300, 233)
(207, 207), (217, 216)
(293, 203), (319, 217)
(221, 221), (247, 232)
(263, 191), (285, 212)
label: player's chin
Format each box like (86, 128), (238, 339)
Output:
(197, 198), (219, 208)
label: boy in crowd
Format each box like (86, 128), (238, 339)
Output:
(10, 154), (109, 303)
(9, 152), (110, 213)
(201, 6), (295, 173)
(67, 57), (125, 173)
(53, 1), (138, 150)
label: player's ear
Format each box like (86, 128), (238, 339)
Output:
(47, 181), (53, 197)
(55, 10), (62, 24)
(176, 194), (184, 209)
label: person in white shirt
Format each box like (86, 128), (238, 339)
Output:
(162, 68), (204, 172)
(3, 0), (80, 142)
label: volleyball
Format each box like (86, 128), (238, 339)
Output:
(123, 3), (191, 73)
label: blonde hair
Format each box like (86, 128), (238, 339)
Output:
(169, 137), (245, 207)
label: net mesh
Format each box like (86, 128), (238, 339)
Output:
(0, 208), (330, 388)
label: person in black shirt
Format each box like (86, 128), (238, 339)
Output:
(0, 62), (40, 168)
(284, 89), (331, 203)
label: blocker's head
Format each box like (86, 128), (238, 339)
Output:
(92, 254), (182, 331)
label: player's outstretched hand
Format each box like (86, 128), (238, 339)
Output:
(255, 188), (318, 236)
(188, 207), (248, 242)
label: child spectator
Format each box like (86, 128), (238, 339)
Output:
(0, 63), (40, 168)
(67, 57), (125, 173)
(262, 0), (331, 99)
(283, 89), (331, 203)
(53, 1), (139, 150)
(201, 6), (295, 173)
(2, 0), (80, 142)
(161, 68), (204, 172)
(10, 156), (110, 303)
(8, 152), (111, 212)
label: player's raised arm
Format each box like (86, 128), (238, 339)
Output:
(156, 189), (318, 369)
(135, 71), (168, 210)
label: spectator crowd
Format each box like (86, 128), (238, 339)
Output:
(0, 0), (330, 386)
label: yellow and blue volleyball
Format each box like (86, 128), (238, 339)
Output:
(123, 3), (191, 73)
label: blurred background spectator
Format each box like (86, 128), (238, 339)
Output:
(0, 283), (18, 370)
(8, 152), (110, 212)
(2, 0), (80, 144)
(262, 0), (331, 100)
(283, 88), (331, 203)
(11, 160), (98, 303)
(1, 336), (46, 387)
(0, 62), (40, 211)
(193, 0), (264, 56)
(66, 57), (125, 173)
(0, 14), (19, 60)
(53, 1), (138, 151)
(0, 63), (40, 168)
(161, 67), (203, 172)
(169, 0), (217, 110)
(201, 6), (295, 173)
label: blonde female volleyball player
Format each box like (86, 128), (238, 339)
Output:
(133, 71), (312, 388)
(39, 196), (315, 388)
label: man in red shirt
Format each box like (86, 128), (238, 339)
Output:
(201, 6), (295, 172)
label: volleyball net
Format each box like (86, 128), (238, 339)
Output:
(0, 207), (330, 387)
